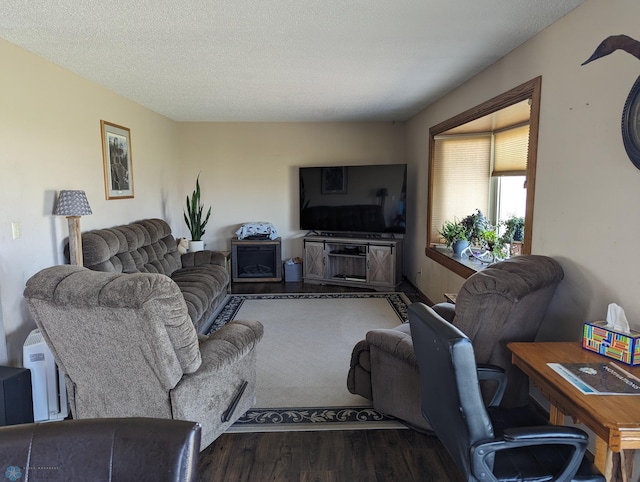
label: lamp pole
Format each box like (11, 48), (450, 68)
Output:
(67, 216), (83, 266)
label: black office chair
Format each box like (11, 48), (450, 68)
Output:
(408, 303), (604, 482)
(0, 418), (201, 481)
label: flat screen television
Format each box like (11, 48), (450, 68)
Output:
(299, 163), (407, 236)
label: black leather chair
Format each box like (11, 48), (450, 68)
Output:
(0, 418), (200, 481)
(408, 303), (604, 482)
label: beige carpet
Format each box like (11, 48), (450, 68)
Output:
(210, 293), (410, 431)
(235, 294), (407, 408)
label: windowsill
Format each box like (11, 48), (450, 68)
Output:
(425, 245), (489, 279)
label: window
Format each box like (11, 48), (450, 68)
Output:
(496, 175), (526, 222)
(426, 77), (541, 278)
(431, 124), (528, 243)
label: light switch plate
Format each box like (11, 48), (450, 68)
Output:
(11, 222), (20, 240)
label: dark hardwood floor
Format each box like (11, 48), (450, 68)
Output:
(198, 429), (462, 482)
(197, 278), (462, 482)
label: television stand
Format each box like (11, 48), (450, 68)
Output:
(303, 235), (403, 290)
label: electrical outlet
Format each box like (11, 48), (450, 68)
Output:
(11, 222), (20, 240)
(414, 270), (422, 286)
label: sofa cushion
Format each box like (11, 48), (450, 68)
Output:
(136, 219), (182, 275)
(171, 265), (228, 329)
(82, 230), (121, 272)
(154, 283), (202, 374)
(82, 219), (182, 276)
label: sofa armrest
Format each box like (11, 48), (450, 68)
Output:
(349, 339), (372, 373)
(192, 319), (263, 371)
(181, 250), (227, 268)
(366, 325), (415, 365)
(347, 338), (371, 396)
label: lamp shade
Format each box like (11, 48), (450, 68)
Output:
(53, 190), (92, 216)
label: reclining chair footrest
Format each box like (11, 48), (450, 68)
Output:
(222, 380), (248, 423)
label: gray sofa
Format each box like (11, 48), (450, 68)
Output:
(347, 255), (564, 431)
(24, 265), (263, 450)
(78, 218), (228, 332)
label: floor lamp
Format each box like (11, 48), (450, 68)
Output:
(53, 190), (92, 266)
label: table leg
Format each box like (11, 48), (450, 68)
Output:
(549, 403), (565, 425)
(595, 436), (613, 480)
(554, 407), (633, 482)
(620, 449), (634, 482)
(594, 438), (635, 482)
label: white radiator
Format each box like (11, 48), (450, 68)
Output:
(23, 329), (68, 422)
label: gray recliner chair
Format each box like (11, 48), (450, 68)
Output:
(347, 255), (564, 430)
(24, 265), (263, 450)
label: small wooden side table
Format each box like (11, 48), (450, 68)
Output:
(509, 341), (640, 482)
(444, 293), (457, 303)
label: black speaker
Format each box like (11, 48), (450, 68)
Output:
(0, 366), (34, 425)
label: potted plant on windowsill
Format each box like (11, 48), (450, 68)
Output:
(439, 219), (469, 257)
(461, 209), (489, 247)
(184, 175), (211, 252)
(500, 215), (524, 256)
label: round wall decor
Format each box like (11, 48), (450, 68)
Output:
(622, 75), (640, 170)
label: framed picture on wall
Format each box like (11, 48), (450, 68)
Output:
(321, 167), (347, 194)
(101, 120), (134, 199)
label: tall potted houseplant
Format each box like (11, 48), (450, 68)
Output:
(184, 175), (211, 252)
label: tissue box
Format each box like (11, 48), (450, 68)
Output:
(582, 321), (640, 365)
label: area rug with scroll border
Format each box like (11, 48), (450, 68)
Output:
(206, 292), (410, 432)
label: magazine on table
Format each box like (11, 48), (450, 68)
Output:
(548, 361), (640, 395)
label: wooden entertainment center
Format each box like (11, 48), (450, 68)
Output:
(303, 235), (402, 290)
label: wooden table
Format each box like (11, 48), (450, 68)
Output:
(444, 292), (457, 304)
(508, 342), (640, 482)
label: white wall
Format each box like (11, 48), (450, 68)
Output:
(175, 122), (405, 260)
(0, 39), (181, 364)
(406, 0), (640, 341)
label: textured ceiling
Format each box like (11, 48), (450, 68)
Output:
(0, 1), (584, 122)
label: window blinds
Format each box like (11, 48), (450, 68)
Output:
(493, 124), (529, 176)
(431, 136), (491, 244)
